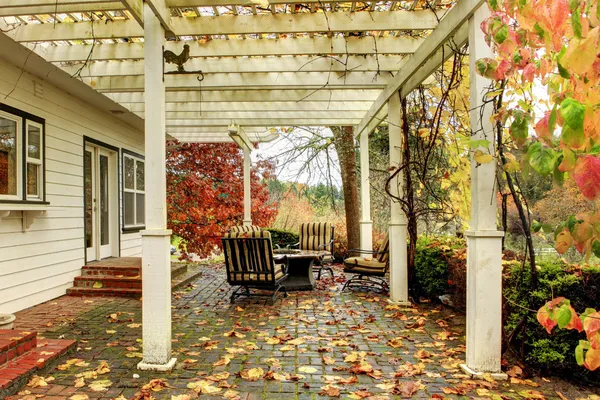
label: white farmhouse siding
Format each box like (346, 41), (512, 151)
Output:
(0, 57), (145, 314)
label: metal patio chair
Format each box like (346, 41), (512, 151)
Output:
(342, 234), (389, 292)
(289, 222), (335, 280)
(222, 230), (288, 303)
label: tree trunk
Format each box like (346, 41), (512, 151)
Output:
(401, 98), (418, 300)
(332, 126), (361, 251)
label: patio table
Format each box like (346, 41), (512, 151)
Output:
(273, 249), (329, 291)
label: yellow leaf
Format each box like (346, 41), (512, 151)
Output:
(474, 150), (494, 164)
(92, 281), (103, 289)
(241, 367), (265, 381)
(69, 395), (89, 400)
(298, 366), (318, 373)
(88, 379), (112, 392)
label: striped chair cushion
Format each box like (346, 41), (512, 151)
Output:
(299, 222), (332, 251)
(343, 257), (387, 276)
(230, 225), (261, 233)
(232, 264), (286, 281)
(377, 234), (390, 263)
(225, 230), (271, 239)
(223, 231), (281, 283)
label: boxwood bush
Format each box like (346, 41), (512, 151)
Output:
(266, 228), (299, 248)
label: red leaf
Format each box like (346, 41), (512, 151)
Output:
(573, 156), (600, 200)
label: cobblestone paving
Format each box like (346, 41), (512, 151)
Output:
(8, 263), (600, 400)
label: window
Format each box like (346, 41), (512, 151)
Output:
(0, 104), (45, 202)
(123, 152), (145, 229)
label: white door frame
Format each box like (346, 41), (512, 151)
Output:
(84, 143), (119, 262)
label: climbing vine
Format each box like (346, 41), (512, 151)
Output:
(478, 0), (600, 370)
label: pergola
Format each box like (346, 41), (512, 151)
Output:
(0, 0), (504, 378)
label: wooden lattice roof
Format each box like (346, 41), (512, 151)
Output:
(0, 0), (477, 143)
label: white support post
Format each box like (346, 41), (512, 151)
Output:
(243, 146), (252, 226)
(359, 127), (373, 251)
(387, 91), (410, 305)
(460, 4), (506, 380)
(138, 3), (176, 372)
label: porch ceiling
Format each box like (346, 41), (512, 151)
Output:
(0, 0), (474, 143)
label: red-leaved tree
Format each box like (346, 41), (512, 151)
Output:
(166, 141), (278, 260)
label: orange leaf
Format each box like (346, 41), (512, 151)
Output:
(573, 156), (600, 200)
(584, 347), (600, 371)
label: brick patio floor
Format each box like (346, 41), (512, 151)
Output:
(7, 263), (600, 400)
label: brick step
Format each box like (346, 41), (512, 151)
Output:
(81, 265), (141, 277)
(0, 336), (76, 398)
(73, 275), (142, 290)
(171, 263), (188, 279)
(66, 287), (142, 298)
(0, 330), (37, 367)
(172, 264), (203, 292)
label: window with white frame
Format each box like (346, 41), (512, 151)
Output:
(0, 104), (45, 202)
(123, 152), (145, 229)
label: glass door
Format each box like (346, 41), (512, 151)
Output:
(98, 149), (111, 259)
(84, 148), (96, 261)
(85, 144), (116, 261)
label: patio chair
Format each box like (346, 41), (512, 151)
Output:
(289, 222), (335, 280)
(222, 230), (289, 303)
(342, 234), (389, 292)
(230, 225), (261, 233)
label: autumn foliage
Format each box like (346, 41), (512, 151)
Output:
(480, 0), (600, 260)
(479, 0), (600, 370)
(166, 141), (277, 260)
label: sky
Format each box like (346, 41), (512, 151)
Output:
(253, 127), (343, 187)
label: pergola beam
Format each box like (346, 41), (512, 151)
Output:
(121, 0), (143, 26)
(83, 71), (391, 91)
(355, 0), (485, 137)
(0, 2), (125, 16)
(56, 55), (408, 76)
(146, 0), (174, 34)
(8, 10), (441, 42)
(34, 36), (422, 62)
(168, 0), (430, 5)
(136, 110), (367, 120)
(167, 118), (361, 126)
(104, 89), (381, 103)
(121, 101), (373, 112)
(168, 127), (269, 134)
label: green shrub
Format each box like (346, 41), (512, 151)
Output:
(414, 236), (465, 300)
(504, 260), (600, 380)
(266, 228), (299, 248)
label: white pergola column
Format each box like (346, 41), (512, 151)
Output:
(387, 91), (410, 305)
(460, 4), (506, 380)
(243, 146), (252, 226)
(359, 127), (373, 251)
(138, 3), (176, 372)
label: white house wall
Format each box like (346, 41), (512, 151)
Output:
(0, 57), (145, 314)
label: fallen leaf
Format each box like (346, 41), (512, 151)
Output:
(323, 356), (336, 365)
(142, 378), (172, 391)
(89, 379), (112, 392)
(241, 367), (264, 381)
(319, 384), (341, 397)
(298, 366), (318, 373)
(69, 395), (89, 400)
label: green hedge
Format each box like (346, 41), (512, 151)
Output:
(504, 260), (600, 380)
(413, 235), (600, 380)
(414, 236), (464, 299)
(266, 228), (299, 248)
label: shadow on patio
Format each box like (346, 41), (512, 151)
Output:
(8, 262), (599, 400)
